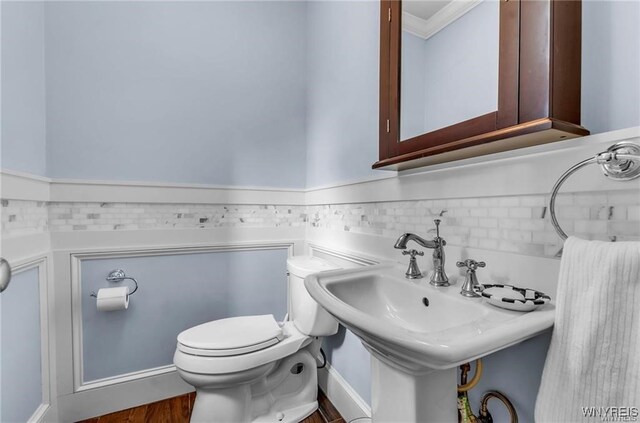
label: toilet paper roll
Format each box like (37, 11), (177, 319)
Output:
(96, 286), (129, 311)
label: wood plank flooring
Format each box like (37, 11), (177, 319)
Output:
(77, 389), (344, 423)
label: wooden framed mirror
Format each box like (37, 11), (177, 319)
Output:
(375, 0), (590, 171)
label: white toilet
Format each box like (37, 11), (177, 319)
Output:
(174, 256), (340, 423)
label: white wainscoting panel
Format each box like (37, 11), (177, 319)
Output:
(1, 257), (52, 423)
(70, 243), (295, 392)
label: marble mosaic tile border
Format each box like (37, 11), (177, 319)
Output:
(2, 188), (638, 258)
(307, 189), (640, 258)
(46, 202), (307, 232)
(0, 199), (49, 237)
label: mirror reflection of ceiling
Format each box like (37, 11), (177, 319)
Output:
(402, 0), (483, 40)
(403, 1), (450, 21)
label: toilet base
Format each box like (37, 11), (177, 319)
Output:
(252, 401), (317, 423)
(186, 349), (319, 423)
(191, 390), (316, 423)
(190, 385), (252, 423)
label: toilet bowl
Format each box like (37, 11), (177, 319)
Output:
(174, 256), (340, 423)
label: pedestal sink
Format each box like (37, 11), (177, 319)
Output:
(305, 264), (555, 422)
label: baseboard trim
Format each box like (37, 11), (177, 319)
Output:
(317, 359), (371, 422)
(58, 369), (193, 423)
(77, 365), (176, 392)
(29, 403), (50, 423)
(39, 402), (58, 423)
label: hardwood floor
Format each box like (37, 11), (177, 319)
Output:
(77, 389), (345, 423)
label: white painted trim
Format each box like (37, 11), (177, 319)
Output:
(0, 170), (304, 205)
(318, 358), (371, 422)
(50, 227), (305, 253)
(28, 403), (50, 423)
(12, 257), (52, 423)
(0, 233), (51, 265)
(402, 0), (483, 41)
(70, 242), (295, 392)
(58, 369), (193, 423)
(49, 179), (305, 205)
(304, 172), (397, 194)
(51, 176), (306, 193)
(77, 365), (176, 392)
(0, 170), (50, 201)
(0, 169), (51, 183)
(308, 243), (380, 267)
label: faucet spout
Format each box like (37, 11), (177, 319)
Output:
(394, 233), (437, 250)
(394, 220), (450, 287)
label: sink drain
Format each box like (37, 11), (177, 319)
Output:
(422, 297), (429, 307)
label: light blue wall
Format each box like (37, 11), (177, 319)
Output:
(3, 1), (638, 187)
(465, 331), (552, 423)
(81, 249), (288, 382)
(323, 327), (371, 404)
(305, 1), (381, 188)
(582, 0), (640, 134)
(0, 1), (47, 176)
(0, 268), (43, 423)
(401, 1), (499, 139)
(44, 1), (307, 188)
(421, 0), (499, 134)
(400, 32), (428, 141)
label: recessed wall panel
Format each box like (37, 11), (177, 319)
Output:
(80, 249), (288, 383)
(0, 268), (43, 422)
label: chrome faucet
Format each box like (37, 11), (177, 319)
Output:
(394, 219), (450, 287)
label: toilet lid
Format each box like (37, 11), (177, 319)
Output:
(177, 315), (283, 357)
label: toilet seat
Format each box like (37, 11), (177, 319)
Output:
(177, 315), (283, 357)
(174, 321), (312, 375)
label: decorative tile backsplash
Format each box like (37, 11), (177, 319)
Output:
(2, 188), (639, 258)
(307, 189), (640, 258)
(47, 202), (307, 232)
(0, 200), (49, 237)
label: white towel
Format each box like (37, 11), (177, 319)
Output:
(535, 237), (640, 422)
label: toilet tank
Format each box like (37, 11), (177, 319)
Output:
(287, 256), (340, 337)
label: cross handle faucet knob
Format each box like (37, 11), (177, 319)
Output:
(456, 259), (486, 272)
(402, 249), (424, 258)
(457, 259), (486, 298)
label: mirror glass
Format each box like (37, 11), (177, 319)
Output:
(400, 0), (500, 141)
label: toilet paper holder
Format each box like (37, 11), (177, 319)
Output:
(90, 269), (139, 298)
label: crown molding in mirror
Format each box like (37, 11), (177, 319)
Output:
(402, 0), (482, 40)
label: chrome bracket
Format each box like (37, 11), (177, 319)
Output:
(597, 141), (640, 181)
(90, 269), (139, 298)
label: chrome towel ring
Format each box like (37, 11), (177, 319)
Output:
(549, 141), (640, 240)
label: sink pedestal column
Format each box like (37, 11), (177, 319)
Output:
(371, 356), (457, 422)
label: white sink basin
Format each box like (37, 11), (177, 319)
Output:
(305, 263), (556, 422)
(306, 264), (555, 370)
